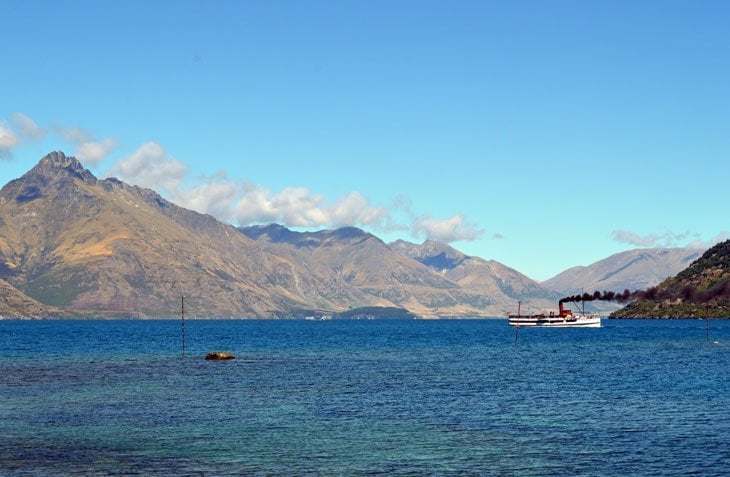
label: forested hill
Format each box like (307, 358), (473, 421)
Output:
(612, 240), (730, 318)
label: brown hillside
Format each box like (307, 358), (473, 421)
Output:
(0, 152), (330, 317)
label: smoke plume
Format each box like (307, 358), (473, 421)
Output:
(560, 280), (730, 305)
(559, 289), (636, 304)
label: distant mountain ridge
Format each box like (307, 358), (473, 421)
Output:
(242, 224), (374, 248)
(388, 239), (560, 314)
(389, 239), (468, 271)
(240, 223), (462, 317)
(543, 248), (703, 294)
(240, 224), (553, 317)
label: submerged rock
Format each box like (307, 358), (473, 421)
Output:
(204, 351), (235, 361)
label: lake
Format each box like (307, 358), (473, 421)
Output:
(1, 319), (729, 475)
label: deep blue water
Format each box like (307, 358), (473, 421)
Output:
(1, 319), (729, 476)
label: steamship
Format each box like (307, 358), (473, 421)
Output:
(508, 301), (601, 328)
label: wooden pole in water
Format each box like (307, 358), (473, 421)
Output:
(181, 295), (186, 355)
(706, 318), (709, 341)
(514, 300), (520, 347)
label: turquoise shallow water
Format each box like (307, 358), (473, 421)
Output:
(1, 319), (729, 476)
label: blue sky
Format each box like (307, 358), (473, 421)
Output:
(1, 0), (728, 281)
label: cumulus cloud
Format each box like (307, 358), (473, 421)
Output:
(229, 186), (481, 241)
(233, 185), (324, 226)
(11, 112), (46, 141)
(611, 230), (662, 247)
(172, 172), (241, 220)
(76, 139), (116, 164)
(0, 112), (46, 159)
(412, 214), (484, 243)
(56, 126), (88, 144)
(686, 232), (730, 250)
(104, 144), (411, 232)
(612, 229), (726, 249)
(0, 122), (19, 160)
(0, 111), (486, 240)
(105, 142), (187, 193)
(0, 114), (119, 163)
(56, 126), (116, 165)
(230, 186), (391, 230)
(103, 142), (484, 242)
(329, 191), (391, 228)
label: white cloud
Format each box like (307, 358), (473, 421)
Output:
(612, 229), (726, 249)
(269, 187), (329, 227)
(7, 118), (479, 243)
(0, 112), (46, 160)
(0, 114), (117, 164)
(57, 126), (89, 144)
(611, 230), (661, 247)
(105, 142), (187, 193)
(103, 141), (483, 243)
(11, 112), (46, 141)
(229, 186), (390, 229)
(412, 214), (484, 243)
(230, 183), (285, 225)
(686, 232), (730, 250)
(106, 149), (402, 231)
(173, 173), (241, 220)
(76, 139), (116, 165)
(56, 126), (116, 165)
(0, 122), (19, 160)
(328, 191), (390, 228)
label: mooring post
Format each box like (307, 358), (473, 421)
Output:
(706, 318), (709, 341)
(181, 295), (186, 355)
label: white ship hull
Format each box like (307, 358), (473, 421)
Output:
(508, 314), (601, 328)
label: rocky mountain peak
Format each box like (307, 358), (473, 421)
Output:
(30, 151), (96, 183)
(40, 150), (72, 166)
(421, 239), (459, 255)
(390, 239), (468, 270)
(0, 151), (96, 205)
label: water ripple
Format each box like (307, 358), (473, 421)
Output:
(0, 319), (729, 475)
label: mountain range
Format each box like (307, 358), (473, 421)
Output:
(389, 239), (559, 309)
(240, 225), (560, 317)
(0, 152), (558, 318)
(0, 152), (705, 318)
